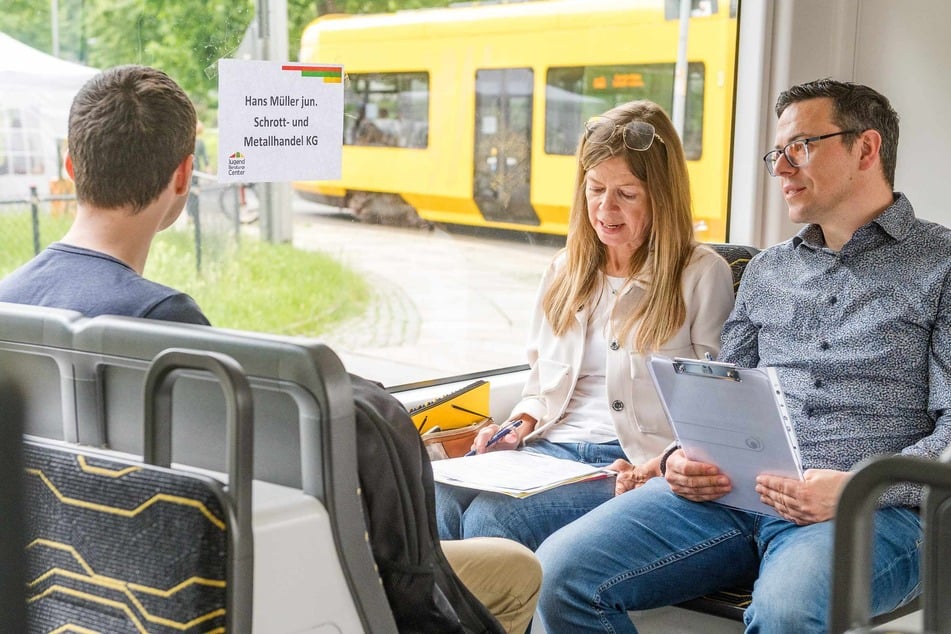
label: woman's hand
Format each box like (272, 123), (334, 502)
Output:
(469, 420), (520, 454)
(468, 414), (538, 454)
(609, 457), (661, 495)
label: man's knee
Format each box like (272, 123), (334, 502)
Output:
(746, 545), (832, 634)
(744, 595), (827, 633)
(443, 537), (541, 633)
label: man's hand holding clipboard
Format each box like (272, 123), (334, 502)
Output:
(648, 355), (805, 518)
(659, 446), (847, 525)
(662, 449), (733, 502)
(753, 468), (851, 525)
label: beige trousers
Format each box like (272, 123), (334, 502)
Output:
(442, 537), (542, 634)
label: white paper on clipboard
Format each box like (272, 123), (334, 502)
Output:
(648, 355), (804, 517)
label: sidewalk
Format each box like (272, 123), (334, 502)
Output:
(289, 206), (561, 385)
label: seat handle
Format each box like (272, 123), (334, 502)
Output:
(143, 347), (254, 632)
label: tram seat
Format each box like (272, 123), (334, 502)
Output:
(0, 378), (28, 631)
(23, 438), (238, 632)
(21, 347), (255, 632)
(0, 301), (400, 633)
(707, 242), (759, 296)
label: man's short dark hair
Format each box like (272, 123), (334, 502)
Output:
(775, 78), (899, 188)
(68, 65), (196, 212)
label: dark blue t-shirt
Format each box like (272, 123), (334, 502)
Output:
(0, 243), (210, 325)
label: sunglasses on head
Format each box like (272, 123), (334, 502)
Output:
(584, 117), (661, 152)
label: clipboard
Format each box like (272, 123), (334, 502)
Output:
(648, 355), (803, 517)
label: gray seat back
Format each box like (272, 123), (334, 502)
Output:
(0, 302), (399, 633)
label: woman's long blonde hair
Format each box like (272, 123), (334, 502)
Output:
(543, 100), (696, 352)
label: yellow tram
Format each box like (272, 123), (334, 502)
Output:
(294, 0), (737, 240)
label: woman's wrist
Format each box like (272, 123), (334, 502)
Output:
(643, 454), (663, 479)
(508, 414), (538, 442)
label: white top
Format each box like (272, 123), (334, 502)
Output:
(543, 276), (619, 443)
(512, 245), (736, 464)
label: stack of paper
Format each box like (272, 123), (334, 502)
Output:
(431, 450), (613, 498)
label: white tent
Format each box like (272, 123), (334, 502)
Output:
(0, 32), (97, 202)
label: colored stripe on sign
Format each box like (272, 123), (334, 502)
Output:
(282, 64), (343, 82)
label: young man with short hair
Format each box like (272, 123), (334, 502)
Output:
(0, 65), (207, 324)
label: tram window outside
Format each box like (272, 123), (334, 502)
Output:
(344, 72), (429, 148)
(2, 1), (738, 386)
(545, 62), (705, 159)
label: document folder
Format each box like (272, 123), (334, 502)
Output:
(409, 380), (490, 434)
(648, 355), (803, 517)
(431, 451), (613, 498)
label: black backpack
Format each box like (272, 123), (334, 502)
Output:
(350, 374), (505, 633)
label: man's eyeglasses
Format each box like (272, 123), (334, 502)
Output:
(762, 130), (860, 176)
(584, 117), (661, 152)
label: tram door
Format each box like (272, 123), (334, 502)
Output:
(472, 68), (539, 225)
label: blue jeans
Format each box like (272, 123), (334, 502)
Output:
(435, 439), (625, 551)
(535, 477), (922, 633)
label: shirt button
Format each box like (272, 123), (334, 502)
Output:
(829, 296), (838, 305)
(819, 340), (830, 350)
(609, 340), (620, 351)
(814, 379), (823, 388)
(611, 400), (624, 412)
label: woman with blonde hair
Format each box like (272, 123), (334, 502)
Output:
(436, 100), (735, 550)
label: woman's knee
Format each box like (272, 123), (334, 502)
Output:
(435, 484), (476, 540)
(460, 496), (541, 547)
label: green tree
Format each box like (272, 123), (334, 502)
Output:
(2, 0), (473, 116)
(289, 0), (454, 68)
(82, 0), (254, 115)
(0, 0), (86, 63)
(1, 0), (254, 115)
(310, 0), (452, 16)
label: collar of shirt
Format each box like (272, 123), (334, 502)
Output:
(791, 192), (915, 254)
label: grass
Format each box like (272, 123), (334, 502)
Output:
(0, 208), (370, 337)
(0, 207), (74, 271)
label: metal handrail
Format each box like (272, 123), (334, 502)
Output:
(831, 449), (951, 633)
(143, 347), (254, 634)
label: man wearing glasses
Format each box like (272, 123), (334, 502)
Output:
(535, 78), (950, 633)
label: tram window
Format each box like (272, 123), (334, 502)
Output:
(344, 72), (429, 148)
(4, 0), (738, 386)
(545, 63), (705, 159)
(664, 0), (718, 20)
(0, 116), (6, 176)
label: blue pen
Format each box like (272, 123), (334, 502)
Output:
(465, 419), (523, 457)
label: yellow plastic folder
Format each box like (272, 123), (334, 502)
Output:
(410, 380), (490, 434)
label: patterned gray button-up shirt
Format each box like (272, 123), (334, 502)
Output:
(720, 193), (951, 507)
